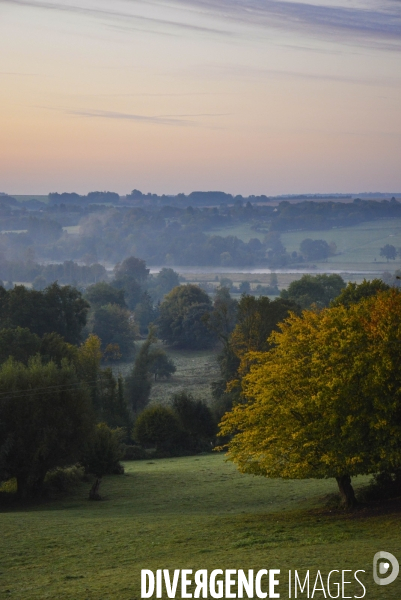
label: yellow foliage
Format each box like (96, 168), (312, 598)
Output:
(0, 477), (18, 494)
(76, 334), (102, 383)
(219, 290), (401, 481)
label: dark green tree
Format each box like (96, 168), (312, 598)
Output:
(39, 332), (78, 366)
(0, 327), (41, 365)
(300, 238), (331, 260)
(0, 357), (93, 498)
(157, 284), (216, 349)
(85, 282), (127, 308)
(148, 348), (176, 380)
(134, 291), (155, 334)
(113, 256), (149, 284)
(112, 276), (142, 311)
(231, 295), (300, 354)
(125, 330), (156, 413)
(42, 283), (90, 344)
(380, 244), (396, 262)
(0, 283), (89, 344)
(172, 391), (216, 449)
(147, 268), (180, 302)
(331, 279), (391, 308)
(92, 303), (136, 359)
(82, 423), (125, 500)
(239, 281), (251, 294)
(212, 295), (299, 418)
(98, 368), (131, 431)
(280, 274), (345, 309)
(134, 405), (184, 453)
(206, 286), (238, 346)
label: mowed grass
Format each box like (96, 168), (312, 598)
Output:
(1, 454), (400, 600)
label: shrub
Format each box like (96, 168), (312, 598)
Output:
(44, 465), (85, 492)
(134, 405), (184, 454)
(0, 478), (18, 494)
(358, 470), (401, 502)
(121, 444), (148, 461)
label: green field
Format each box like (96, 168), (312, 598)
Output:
(211, 219), (401, 273)
(12, 195), (49, 204)
(1, 455), (400, 599)
(281, 219), (401, 270)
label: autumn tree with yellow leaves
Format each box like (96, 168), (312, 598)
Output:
(219, 289), (401, 508)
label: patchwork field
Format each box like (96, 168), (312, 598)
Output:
(1, 455), (400, 599)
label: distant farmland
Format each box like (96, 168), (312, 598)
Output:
(211, 218), (401, 273)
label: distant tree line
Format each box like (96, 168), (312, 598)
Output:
(269, 197), (401, 231)
(49, 191), (120, 205)
(2, 196), (401, 268)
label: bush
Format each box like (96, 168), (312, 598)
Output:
(134, 405), (185, 454)
(0, 477), (18, 494)
(44, 465), (85, 492)
(358, 470), (401, 502)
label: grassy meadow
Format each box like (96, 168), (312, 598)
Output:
(113, 346), (220, 408)
(281, 219), (401, 271)
(212, 219), (401, 274)
(1, 454), (400, 599)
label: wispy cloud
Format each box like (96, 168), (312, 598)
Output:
(68, 108), (193, 125)
(172, 0), (401, 49)
(186, 63), (400, 87)
(66, 108), (228, 126)
(0, 0), (233, 36)
(2, 0), (400, 49)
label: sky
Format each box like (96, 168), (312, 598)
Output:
(1, 0), (400, 196)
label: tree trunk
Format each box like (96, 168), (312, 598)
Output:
(336, 475), (358, 509)
(89, 477), (102, 501)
